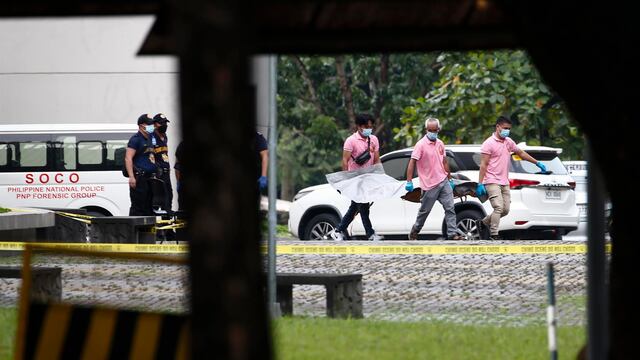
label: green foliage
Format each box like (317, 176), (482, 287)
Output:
(278, 51), (585, 197)
(274, 317), (585, 360)
(394, 50), (583, 159)
(0, 208), (10, 214)
(278, 116), (347, 190)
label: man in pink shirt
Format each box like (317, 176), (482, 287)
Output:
(477, 116), (546, 240)
(330, 113), (382, 241)
(404, 118), (461, 240)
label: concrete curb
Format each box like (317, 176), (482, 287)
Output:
(0, 208), (55, 231)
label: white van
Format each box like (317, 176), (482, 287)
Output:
(0, 123), (139, 216)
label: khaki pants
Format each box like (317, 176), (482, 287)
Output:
(482, 184), (511, 236)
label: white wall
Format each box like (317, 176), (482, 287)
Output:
(0, 16), (179, 125)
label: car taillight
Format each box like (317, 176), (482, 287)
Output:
(567, 181), (576, 190)
(509, 179), (540, 189)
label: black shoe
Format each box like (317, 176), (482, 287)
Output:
(489, 235), (502, 240)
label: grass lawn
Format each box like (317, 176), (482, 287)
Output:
(273, 317), (585, 360)
(0, 307), (17, 360)
(0, 309), (584, 360)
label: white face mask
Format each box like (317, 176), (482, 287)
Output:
(361, 128), (373, 137)
(144, 125), (155, 133)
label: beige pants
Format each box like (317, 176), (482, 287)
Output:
(482, 184), (511, 236)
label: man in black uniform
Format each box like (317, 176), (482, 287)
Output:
(256, 132), (268, 191)
(125, 114), (158, 215)
(153, 113), (173, 213)
(174, 141), (184, 210)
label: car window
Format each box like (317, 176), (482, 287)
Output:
(382, 156), (410, 180)
(511, 151), (568, 175)
(446, 154), (460, 172)
(451, 152), (481, 170)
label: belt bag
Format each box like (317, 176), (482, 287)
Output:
(353, 136), (371, 165)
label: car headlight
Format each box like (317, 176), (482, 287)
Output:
(293, 191), (312, 202)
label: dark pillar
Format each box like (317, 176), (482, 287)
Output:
(504, 1), (640, 358)
(174, 0), (271, 358)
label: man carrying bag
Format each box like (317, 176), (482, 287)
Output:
(329, 113), (383, 241)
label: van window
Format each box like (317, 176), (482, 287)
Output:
(78, 141), (103, 165)
(0, 144), (7, 166)
(107, 140), (128, 168)
(0, 132), (132, 172)
(54, 136), (77, 170)
(19, 142), (47, 167)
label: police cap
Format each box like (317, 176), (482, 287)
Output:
(153, 113), (170, 124)
(137, 114), (154, 125)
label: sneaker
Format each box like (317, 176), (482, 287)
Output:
(408, 230), (418, 240)
(368, 233), (384, 241)
(329, 229), (344, 241)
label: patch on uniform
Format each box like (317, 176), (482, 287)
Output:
(162, 154), (169, 162)
(149, 154), (155, 163)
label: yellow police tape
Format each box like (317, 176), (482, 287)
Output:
(0, 241), (611, 255)
(54, 211), (186, 230)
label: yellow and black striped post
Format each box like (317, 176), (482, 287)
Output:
(14, 245), (190, 360)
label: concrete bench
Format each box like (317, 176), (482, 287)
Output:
(0, 266), (62, 302)
(276, 273), (363, 318)
(89, 216), (156, 243)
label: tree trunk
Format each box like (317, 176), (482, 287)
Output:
(374, 54), (390, 148)
(280, 160), (295, 201)
(335, 55), (356, 129)
(291, 55), (324, 114)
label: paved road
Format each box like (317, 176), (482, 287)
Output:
(0, 240), (597, 326)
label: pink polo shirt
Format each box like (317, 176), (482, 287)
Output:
(344, 132), (379, 171)
(480, 134), (520, 185)
(411, 136), (448, 191)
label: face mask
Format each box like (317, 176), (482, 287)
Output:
(158, 125), (168, 133)
(145, 125), (155, 133)
(426, 131), (438, 141)
(361, 128), (373, 137)
(499, 128), (510, 138)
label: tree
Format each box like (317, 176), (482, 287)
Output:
(394, 50), (583, 159)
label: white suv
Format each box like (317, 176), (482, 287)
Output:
(288, 143), (579, 240)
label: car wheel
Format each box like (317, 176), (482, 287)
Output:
(443, 209), (488, 240)
(303, 213), (341, 240)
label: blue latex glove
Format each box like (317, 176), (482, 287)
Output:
(476, 183), (487, 197)
(536, 161), (547, 172)
(449, 179), (456, 190)
(258, 176), (268, 190)
(405, 181), (414, 192)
